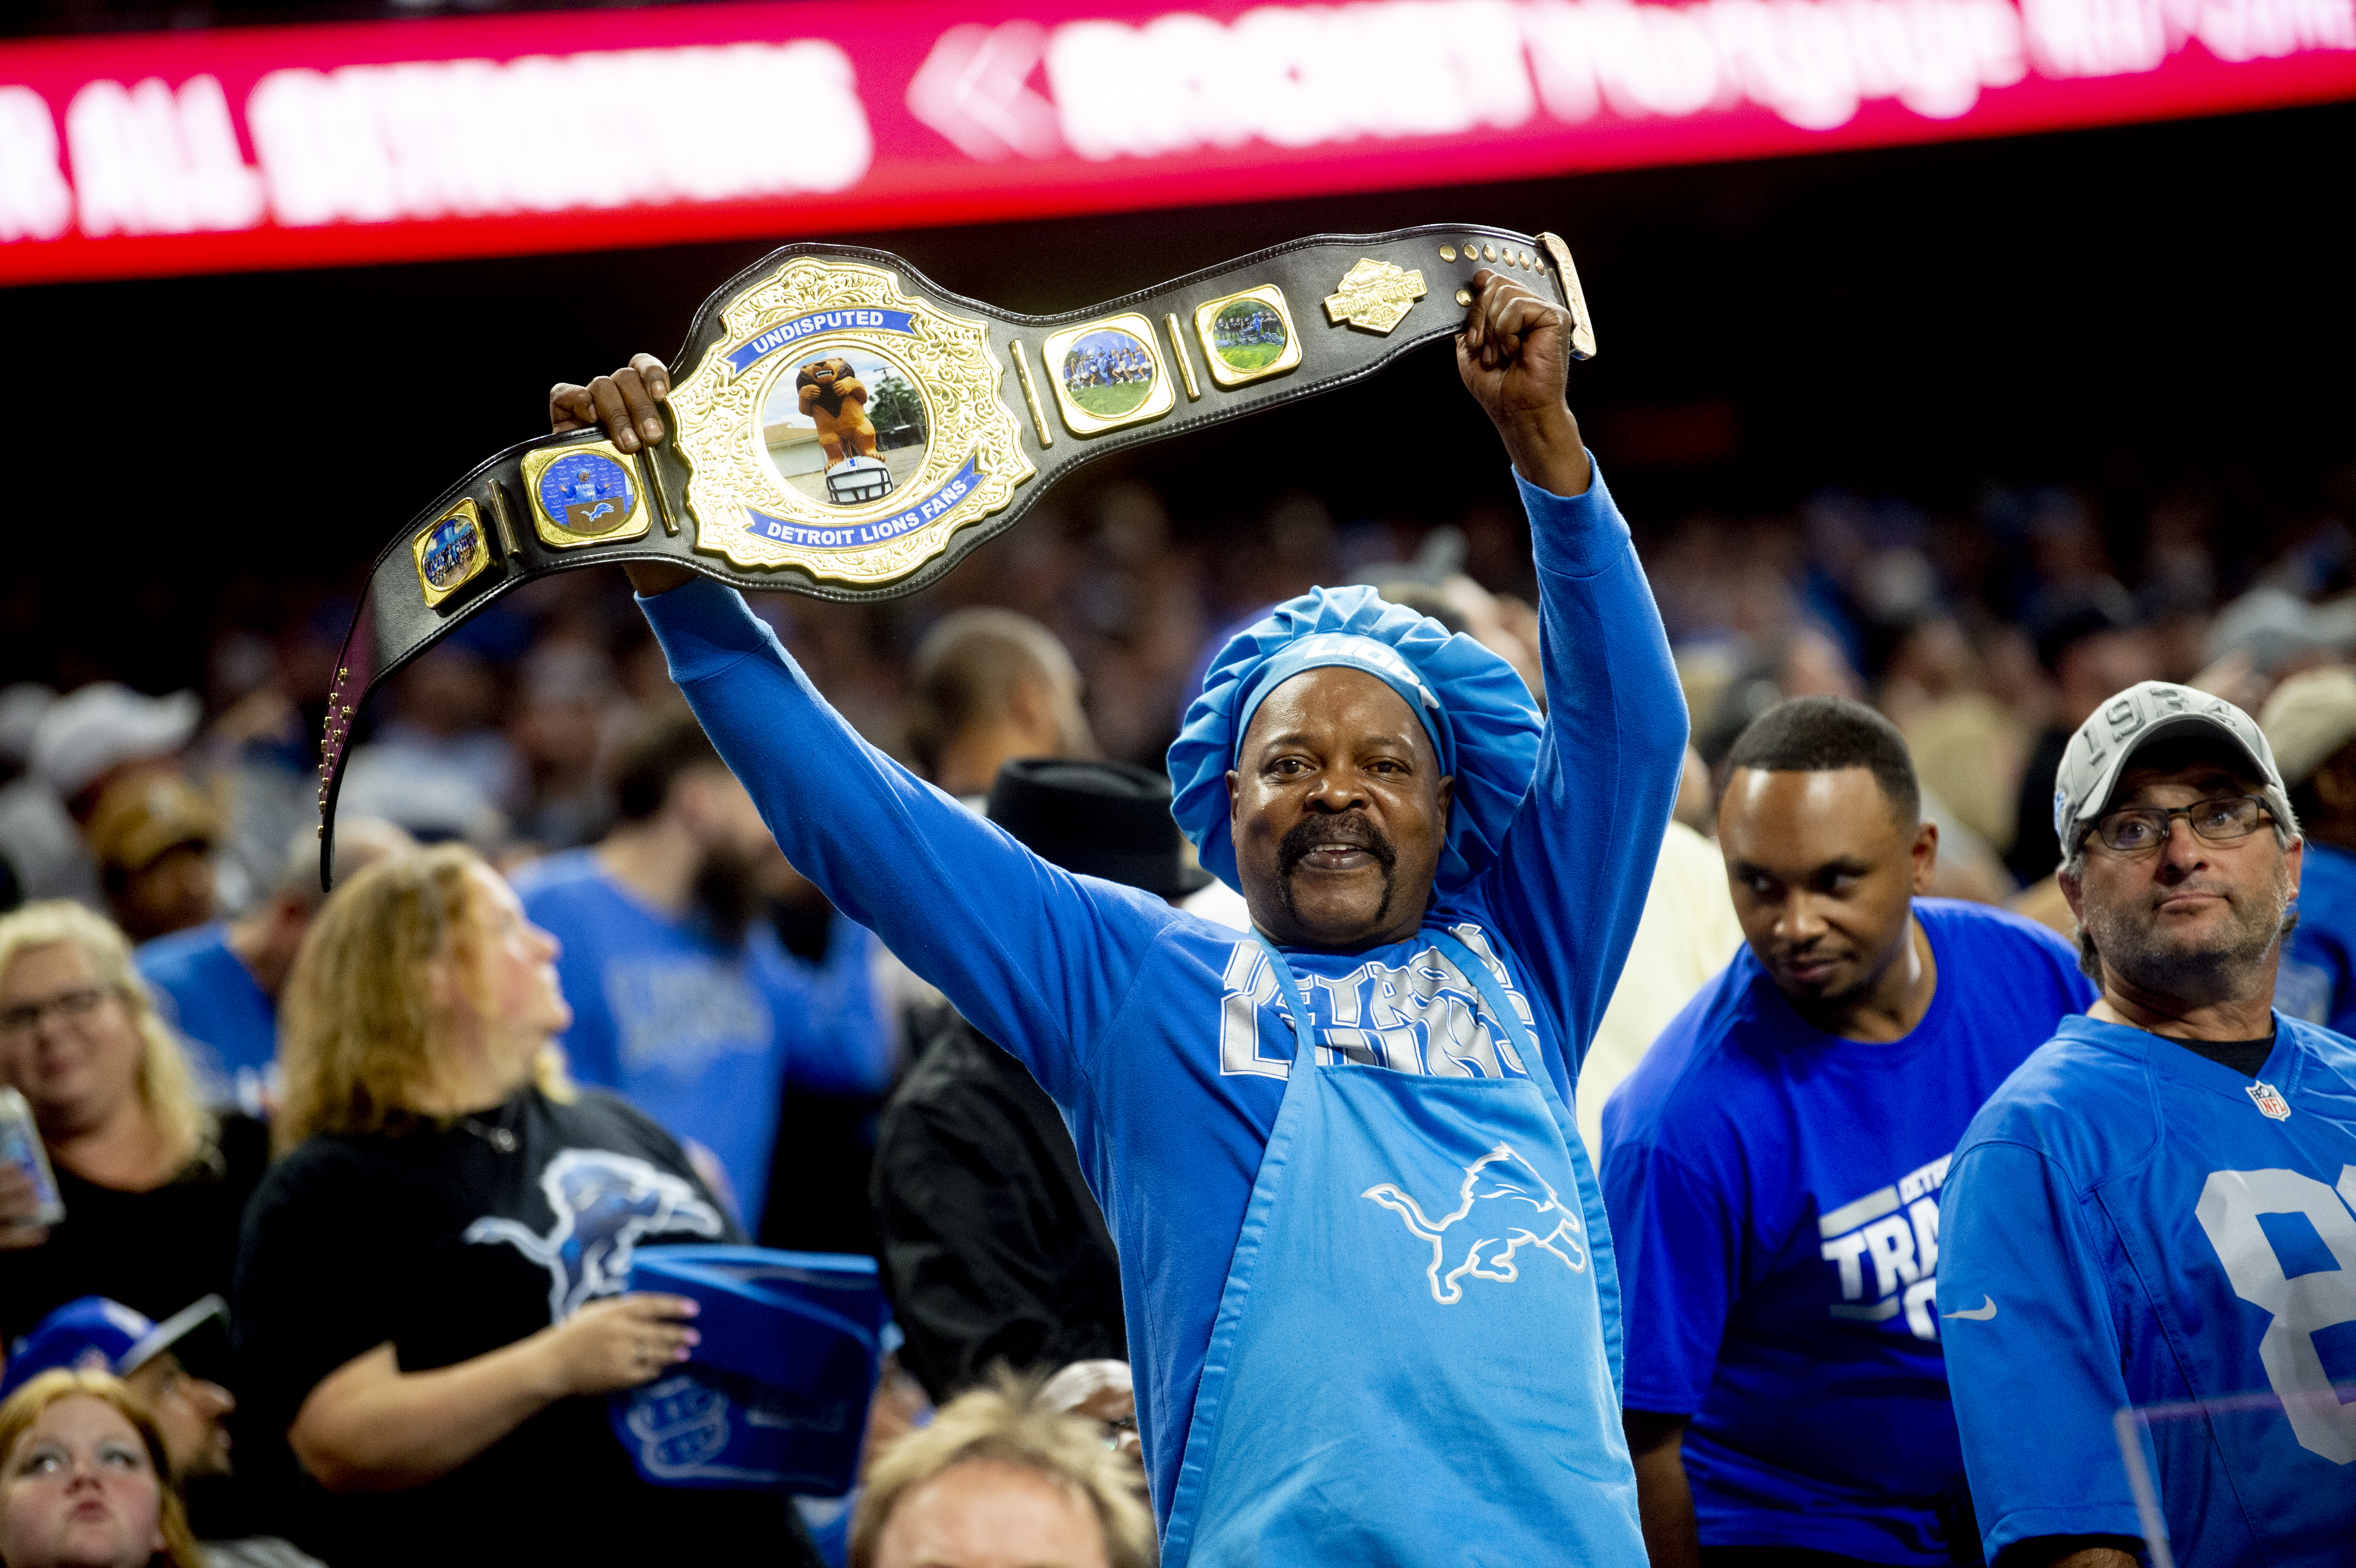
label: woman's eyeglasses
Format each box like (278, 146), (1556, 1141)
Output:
(0, 986), (111, 1037)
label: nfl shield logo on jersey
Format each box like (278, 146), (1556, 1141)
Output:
(2246, 1080), (2292, 1121)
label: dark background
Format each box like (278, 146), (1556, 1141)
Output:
(10, 97), (2352, 693)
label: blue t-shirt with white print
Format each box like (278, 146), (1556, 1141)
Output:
(637, 463), (1686, 1529)
(512, 849), (890, 1232)
(1601, 900), (2094, 1564)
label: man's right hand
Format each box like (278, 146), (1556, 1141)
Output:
(1042, 1359), (1141, 1467)
(549, 352), (692, 597)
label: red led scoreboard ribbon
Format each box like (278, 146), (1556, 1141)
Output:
(3, 0), (2354, 286)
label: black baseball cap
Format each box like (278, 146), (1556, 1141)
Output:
(986, 758), (1214, 900)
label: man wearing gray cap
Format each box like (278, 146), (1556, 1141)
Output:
(2259, 665), (2356, 1034)
(1938, 681), (2356, 1568)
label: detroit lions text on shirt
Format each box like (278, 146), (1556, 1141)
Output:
(1217, 924), (1540, 1081)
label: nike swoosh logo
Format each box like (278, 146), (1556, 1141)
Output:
(1942, 1296), (1997, 1321)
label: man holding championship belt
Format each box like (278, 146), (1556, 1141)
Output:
(554, 269), (1682, 1563)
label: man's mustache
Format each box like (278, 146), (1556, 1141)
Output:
(2154, 878), (2234, 904)
(1277, 811), (1399, 879)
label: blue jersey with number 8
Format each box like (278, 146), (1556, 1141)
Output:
(1940, 1012), (2356, 1567)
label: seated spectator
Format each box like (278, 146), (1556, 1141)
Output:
(0, 904), (268, 1350)
(137, 820), (413, 1114)
(0, 1295), (321, 1568)
(513, 713), (888, 1230)
(0, 1367), (202, 1568)
(906, 610), (1099, 801)
(87, 775), (221, 947)
(851, 1373), (1154, 1568)
(336, 645), (522, 847)
(0, 685), (200, 912)
(2007, 584), (2159, 884)
(2259, 664), (2356, 1031)
(233, 843), (821, 1568)
(873, 760), (1200, 1407)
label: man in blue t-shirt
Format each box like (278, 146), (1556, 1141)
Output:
(2258, 665), (2356, 1032)
(137, 818), (411, 1112)
(1941, 680), (2356, 1568)
(512, 712), (888, 1232)
(1602, 696), (2095, 1568)
(552, 272), (1682, 1564)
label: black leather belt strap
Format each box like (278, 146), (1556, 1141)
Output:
(316, 223), (1594, 882)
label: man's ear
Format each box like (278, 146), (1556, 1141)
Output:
(1910, 819), (1939, 896)
(1436, 774), (1455, 825)
(2057, 867), (2085, 924)
(1226, 769), (1243, 826)
(1007, 675), (1058, 747)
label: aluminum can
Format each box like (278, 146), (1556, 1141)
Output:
(0, 1087), (65, 1228)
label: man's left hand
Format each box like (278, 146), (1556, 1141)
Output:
(1456, 270), (1591, 499)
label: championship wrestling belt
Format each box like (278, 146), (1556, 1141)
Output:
(317, 224), (1594, 879)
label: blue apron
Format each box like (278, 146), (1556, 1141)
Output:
(1160, 927), (1645, 1568)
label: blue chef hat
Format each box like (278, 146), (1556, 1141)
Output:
(1167, 585), (1541, 895)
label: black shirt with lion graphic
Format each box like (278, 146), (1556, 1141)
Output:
(233, 1086), (820, 1568)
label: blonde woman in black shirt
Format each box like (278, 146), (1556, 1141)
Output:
(236, 843), (818, 1568)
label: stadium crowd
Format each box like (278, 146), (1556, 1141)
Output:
(1, 276), (2354, 1568)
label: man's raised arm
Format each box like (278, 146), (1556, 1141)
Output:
(553, 358), (1169, 1106)
(1457, 280), (1689, 1091)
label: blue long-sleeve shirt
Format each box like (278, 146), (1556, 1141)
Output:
(640, 462), (1687, 1522)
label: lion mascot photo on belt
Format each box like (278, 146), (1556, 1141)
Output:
(796, 356), (879, 466)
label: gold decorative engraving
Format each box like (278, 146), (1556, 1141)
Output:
(1040, 313), (1176, 436)
(1454, 287), (1472, 307)
(1009, 339), (1053, 447)
(1324, 259), (1427, 336)
(1483, 244), (1497, 261)
(1192, 285), (1300, 388)
(1440, 244), (1457, 261)
(413, 499), (490, 608)
(521, 442), (651, 550)
(1536, 231), (1598, 361)
(1165, 314), (1201, 401)
(667, 257), (1034, 585)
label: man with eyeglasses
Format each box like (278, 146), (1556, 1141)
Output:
(1939, 680), (2356, 1568)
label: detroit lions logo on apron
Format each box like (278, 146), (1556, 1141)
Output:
(1364, 1142), (1590, 1305)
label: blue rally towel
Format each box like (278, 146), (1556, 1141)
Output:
(608, 1246), (886, 1498)
(1167, 584), (1541, 895)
